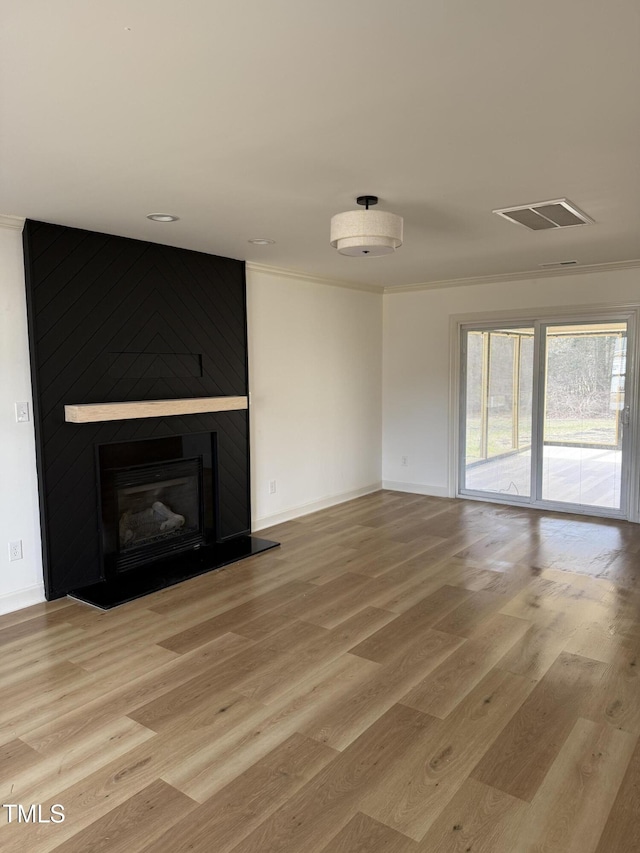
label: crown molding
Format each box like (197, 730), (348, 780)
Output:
(0, 214), (25, 231)
(385, 258), (640, 294)
(245, 262), (383, 294)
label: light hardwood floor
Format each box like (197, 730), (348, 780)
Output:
(1, 490), (640, 852)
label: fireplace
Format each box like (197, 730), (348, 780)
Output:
(57, 426), (279, 609)
(98, 433), (216, 578)
(23, 219), (279, 608)
(112, 461), (204, 571)
(114, 460), (203, 567)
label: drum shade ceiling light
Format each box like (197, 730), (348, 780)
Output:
(330, 196), (403, 257)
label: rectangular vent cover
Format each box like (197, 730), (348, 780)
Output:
(493, 199), (594, 231)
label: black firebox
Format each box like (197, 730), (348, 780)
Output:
(112, 459), (204, 570)
(98, 433), (217, 578)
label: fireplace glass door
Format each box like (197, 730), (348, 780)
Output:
(114, 458), (204, 571)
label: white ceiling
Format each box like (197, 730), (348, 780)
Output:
(1, 1), (639, 289)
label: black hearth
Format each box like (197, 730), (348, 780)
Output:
(69, 533), (278, 609)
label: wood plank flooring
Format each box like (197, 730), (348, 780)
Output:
(1, 490), (640, 852)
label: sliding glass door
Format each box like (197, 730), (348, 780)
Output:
(460, 316), (631, 517)
(463, 327), (534, 499)
(538, 322), (626, 510)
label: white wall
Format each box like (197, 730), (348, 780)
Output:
(247, 267), (383, 528)
(382, 268), (640, 495)
(0, 223), (44, 614)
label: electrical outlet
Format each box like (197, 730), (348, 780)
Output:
(269, 479), (277, 495)
(401, 456), (409, 467)
(15, 402), (30, 423)
(9, 540), (23, 561)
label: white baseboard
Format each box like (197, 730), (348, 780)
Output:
(382, 480), (451, 498)
(253, 483), (382, 531)
(0, 583), (45, 616)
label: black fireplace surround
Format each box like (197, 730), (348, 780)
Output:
(23, 220), (277, 607)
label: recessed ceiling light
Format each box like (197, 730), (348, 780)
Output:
(146, 213), (179, 222)
(248, 238), (275, 245)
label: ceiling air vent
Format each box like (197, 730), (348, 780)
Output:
(493, 199), (594, 231)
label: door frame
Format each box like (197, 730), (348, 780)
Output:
(449, 302), (640, 522)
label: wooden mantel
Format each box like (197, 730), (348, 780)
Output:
(64, 396), (248, 424)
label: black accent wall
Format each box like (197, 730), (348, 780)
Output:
(23, 220), (250, 599)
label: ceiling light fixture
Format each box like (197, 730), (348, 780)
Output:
(146, 213), (179, 222)
(330, 195), (403, 257)
(248, 238), (275, 245)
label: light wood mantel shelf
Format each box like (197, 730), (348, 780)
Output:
(64, 396), (248, 424)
